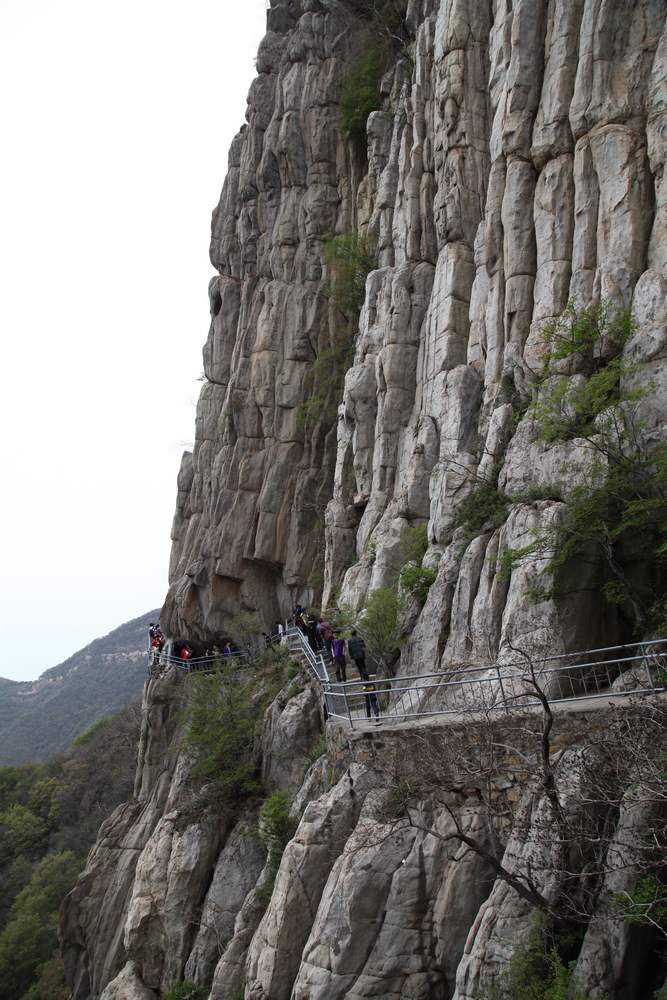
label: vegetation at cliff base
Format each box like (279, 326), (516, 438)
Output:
(484, 929), (602, 1000)
(0, 704), (140, 1000)
(163, 981), (205, 1000)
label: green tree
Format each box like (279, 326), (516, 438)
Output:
(183, 671), (262, 800)
(0, 804), (46, 864)
(359, 586), (401, 673)
(19, 955), (69, 1000)
(0, 851), (81, 1000)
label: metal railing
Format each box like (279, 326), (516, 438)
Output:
(322, 638), (667, 729)
(285, 626), (330, 684)
(148, 632), (286, 676)
(148, 627), (666, 730)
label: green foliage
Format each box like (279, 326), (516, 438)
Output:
(286, 660), (303, 680)
(229, 611), (262, 651)
(324, 233), (377, 316)
(400, 522), (429, 564)
(455, 477), (510, 538)
(305, 733), (327, 767)
(484, 932), (602, 1000)
(539, 300), (634, 369)
(259, 791), (295, 855)
(257, 792), (297, 911)
(71, 717), (108, 748)
(183, 671), (262, 801)
(0, 705), (140, 998)
(339, 47), (386, 147)
(0, 851), (81, 1000)
(19, 956), (69, 1000)
(399, 564), (436, 605)
(611, 875), (667, 931)
(162, 982), (205, 1000)
(295, 331), (355, 434)
(359, 586), (401, 670)
(532, 303), (636, 443)
(498, 542), (541, 582)
(0, 804), (46, 864)
(489, 302), (667, 630)
(297, 231), (376, 435)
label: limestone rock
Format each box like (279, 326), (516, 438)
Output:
(65, 2), (667, 999)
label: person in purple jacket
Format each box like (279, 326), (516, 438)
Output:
(332, 636), (347, 683)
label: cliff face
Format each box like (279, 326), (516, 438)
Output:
(62, 1), (667, 998)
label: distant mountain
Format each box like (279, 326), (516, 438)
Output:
(0, 610), (158, 765)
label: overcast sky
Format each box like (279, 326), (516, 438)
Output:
(0, 0), (268, 681)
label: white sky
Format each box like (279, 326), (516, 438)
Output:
(0, 0), (268, 681)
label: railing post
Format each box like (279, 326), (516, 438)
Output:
(344, 685), (354, 729)
(495, 665), (510, 714)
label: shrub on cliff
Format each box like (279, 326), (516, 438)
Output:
(339, 47), (386, 148)
(501, 302), (667, 633)
(184, 671), (261, 800)
(324, 232), (377, 317)
(163, 982), (205, 1000)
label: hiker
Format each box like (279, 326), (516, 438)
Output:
(150, 635), (161, 667)
(363, 676), (380, 723)
(304, 613), (319, 652)
(332, 636), (347, 683)
(348, 629), (368, 679)
(319, 618), (334, 658)
(222, 641), (232, 657)
(296, 609), (308, 636)
(292, 604), (304, 626)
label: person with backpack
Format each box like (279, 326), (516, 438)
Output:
(331, 636), (347, 683)
(319, 618), (334, 658)
(363, 676), (380, 723)
(347, 629), (368, 679)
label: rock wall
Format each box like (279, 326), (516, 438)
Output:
(63, 1), (667, 998)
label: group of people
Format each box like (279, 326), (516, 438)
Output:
(149, 623), (247, 671)
(149, 612), (381, 722)
(149, 623), (165, 665)
(291, 606), (380, 722)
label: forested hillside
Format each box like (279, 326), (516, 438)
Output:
(0, 610), (157, 764)
(0, 704), (141, 999)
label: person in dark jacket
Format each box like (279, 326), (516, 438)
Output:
(319, 619), (334, 659)
(331, 636), (347, 683)
(347, 629), (368, 679)
(363, 677), (380, 723)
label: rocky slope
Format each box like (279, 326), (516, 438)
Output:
(62, 1), (667, 998)
(0, 610), (157, 764)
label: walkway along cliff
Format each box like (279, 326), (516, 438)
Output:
(62, 1), (667, 998)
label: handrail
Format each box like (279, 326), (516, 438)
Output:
(147, 627), (667, 731)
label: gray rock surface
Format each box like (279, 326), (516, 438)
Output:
(63, 1), (667, 998)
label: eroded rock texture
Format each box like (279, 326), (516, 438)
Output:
(64, 0), (667, 998)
